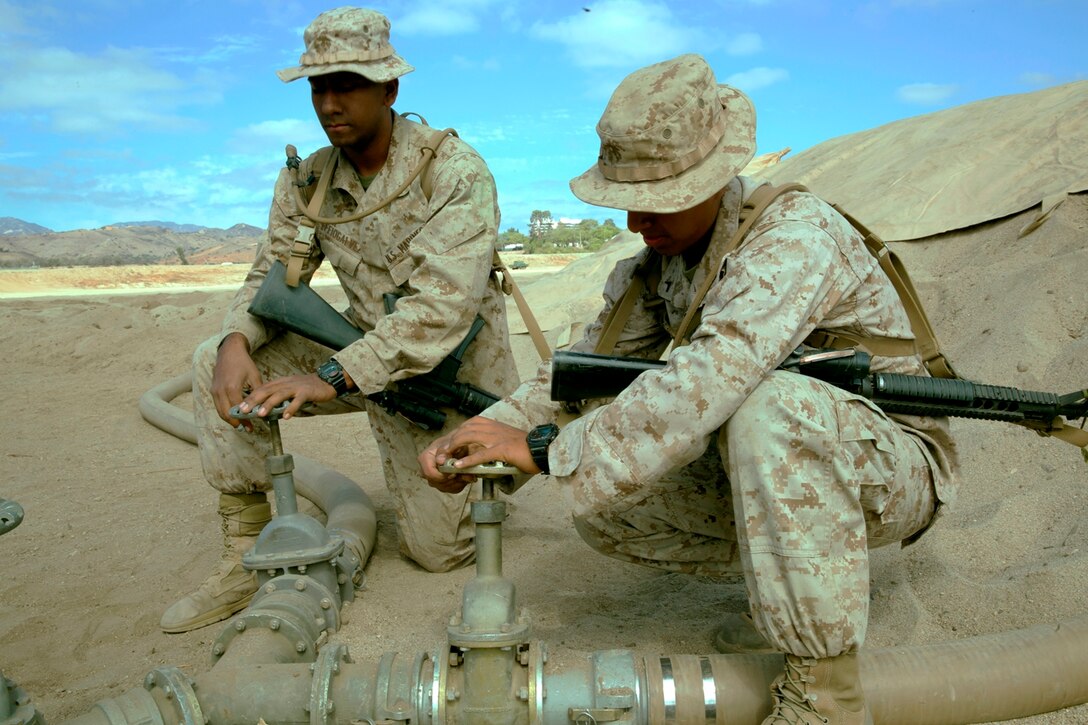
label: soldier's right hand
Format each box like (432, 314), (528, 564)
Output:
(212, 333), (264, 431)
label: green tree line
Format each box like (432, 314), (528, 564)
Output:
(498, 213), (621, 254)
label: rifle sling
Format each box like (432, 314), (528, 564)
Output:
(284, 125), (457, 286)
(492, 251), (551, 362)
(286, 148), (337, 286)
(829, 202), (956, 378)
(672, 182), (808, 348)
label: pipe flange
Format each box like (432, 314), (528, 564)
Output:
(244, 534), (345, 572)
(409, 650), (433, 725)
(431, 643), (450, 725)
(526, 641), (547, 725)
(213, 601), (322, 663)
(309, 642), (351, 725)
(250, 573), (341, 633)
(373, 650), (433, 724)
(447, 621), (531, 649)
(143, 667), (203, 725)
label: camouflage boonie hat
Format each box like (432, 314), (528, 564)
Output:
(570, 54), (756, 213)
(277, 7), (414, 84)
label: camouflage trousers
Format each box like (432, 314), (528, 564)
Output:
(572, 370), (938, 658)
(192, 333), (476, 573)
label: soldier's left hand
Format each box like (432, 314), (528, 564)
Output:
(421, 416), (539, 492)
(236, 373), (337, 421)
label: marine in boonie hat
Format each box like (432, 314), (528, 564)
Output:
(569, 54), (756, 214)
(277, 7), (414, 84)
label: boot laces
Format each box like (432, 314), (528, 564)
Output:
(765, 657), (829, 725)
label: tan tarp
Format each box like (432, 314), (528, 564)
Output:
(756, 80), (1088, 241)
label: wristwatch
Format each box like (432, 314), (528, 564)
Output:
(526, 423), (560, 474)
(316, 358), (350, 397)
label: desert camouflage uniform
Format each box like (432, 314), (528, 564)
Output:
(482, 176), (958, 657)
(193, 113), (519, 572)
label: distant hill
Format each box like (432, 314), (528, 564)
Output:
(1, 217), (53, 236)
(0, 219), (265, 268)
(109, 220), (207, 233)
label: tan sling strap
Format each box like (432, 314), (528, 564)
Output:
(670, 182), (808, 348)
(1042, 416), (1088, 450)
(592, 183), (795, 355)
(490, 250), (551, 361)
(593, 273), (644, 355)
(823, 202), (957, 379)
(282, 124), (458, 286)
(674, 183), (946, 374)
(284, 144), (337, 287)
(592, 254), (655, 354)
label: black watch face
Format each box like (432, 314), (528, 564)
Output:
(318, 360), (346, 393)
(529, 423), (558, 445)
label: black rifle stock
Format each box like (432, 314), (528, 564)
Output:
(248, 260), (499, 430)
(550, 349), (1088, 428)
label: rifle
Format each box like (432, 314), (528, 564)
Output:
(248, 260), (499, 430)
(550, 348), (1088, 431)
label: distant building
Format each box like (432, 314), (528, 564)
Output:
(529, 216), (583, 237)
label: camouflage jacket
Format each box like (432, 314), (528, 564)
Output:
(483, 176), (958, 504)
(220, 113), (518, 400)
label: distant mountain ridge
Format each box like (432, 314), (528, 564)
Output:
(0, 217), (265, 268)
(0, 217), (53, 236)
(109, 220), (208, 233)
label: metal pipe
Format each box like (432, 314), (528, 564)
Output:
(64, 615), (1088, 725)
(124, 374), (1088, 725)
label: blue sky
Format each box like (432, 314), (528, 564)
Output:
(1, 0), (1084, 233)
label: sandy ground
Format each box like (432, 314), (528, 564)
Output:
(1, 207), (1086, 725)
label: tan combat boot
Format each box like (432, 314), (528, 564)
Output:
(160, 492), (271, 634)
(713, 612), (777, 655)
(762, 652), (872, 725)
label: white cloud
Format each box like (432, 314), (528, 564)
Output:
(228, 119), (326, 156)
(530, 0), (701, 69)
(396, 6), (480, 35)
(724, 66), (789, 91)
(0, 43), (206, 135)
(725, 32), (763, 56)
(155, 34), (264, 65)
(84, 154), (275, 228)
(896, 82), (957, 104)
(393, 0), (506, 36)
(451, 55), (502, 72)
(0, 0), (36, 37)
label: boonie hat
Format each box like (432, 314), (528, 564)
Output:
(277, 7), (414, 84)
(570, 54), (756, 213)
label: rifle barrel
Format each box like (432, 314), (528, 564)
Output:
(550, 350), (1087, 425)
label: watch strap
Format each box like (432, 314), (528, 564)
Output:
(526, 423), (559, 475)
(317, 358), (350, 397)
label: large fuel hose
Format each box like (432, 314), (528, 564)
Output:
(125, 372), (1088, 725)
